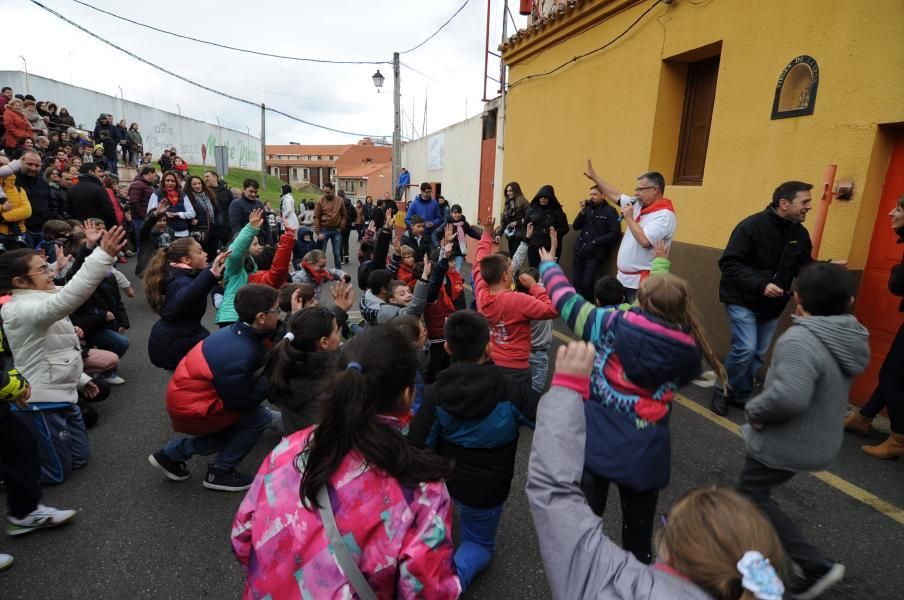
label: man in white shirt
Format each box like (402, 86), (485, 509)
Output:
(584, 161), (677, 302)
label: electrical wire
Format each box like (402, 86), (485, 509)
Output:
(29, 0), (392, 138)
(69, 0), (389, 65)
(507, 0), (662, 90)
(399, 0), (471, 54)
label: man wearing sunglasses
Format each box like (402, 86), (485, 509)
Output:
(583, 160), (677, 303)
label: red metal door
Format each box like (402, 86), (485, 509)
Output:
(852, 138), (904, 403)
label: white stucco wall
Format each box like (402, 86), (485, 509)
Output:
(0, 71), (261, 170)
(401, 115), (483, 220)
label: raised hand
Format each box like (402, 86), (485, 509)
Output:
(653, 240), (670, 259)
(583, 158), (598, 182)
(517, 272), (538, 288)
(444, 223), (454, 243)
(526, 222), (534, 239)
(331, 282), (355, 312)
(538, 246), (555, 263)
(548, 226), (559, 257)
(422, 256), (433, 280)
(554, 341), (596, 379)
(210, 249), (231, 277)
(99, 225), (128, 257)
(83, 220), (103, 247)
(248, 208), (264, 229)
(383, 208), (393, 229)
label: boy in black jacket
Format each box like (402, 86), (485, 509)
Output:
(408, 310), (539, 592)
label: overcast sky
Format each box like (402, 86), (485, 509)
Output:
(0, 0), (527, 144)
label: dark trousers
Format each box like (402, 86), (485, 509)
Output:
(341, 228), (352, 260)
(425, 340), (451, 384)
(860, 322), (904, 433)
(736, 455), (829, 573)
(573, 254), (604, 300)
(0, 409), (42, 519)
(580, 468), (658, 564)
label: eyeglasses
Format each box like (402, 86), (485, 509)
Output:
(263, 308), (281, 314)
(635, 186), (656, 192)
(26, 264), (51, 275)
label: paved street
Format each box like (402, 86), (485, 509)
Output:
(2, 248), (902, 600)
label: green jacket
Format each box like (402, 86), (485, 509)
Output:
(215, 222), (260, 324)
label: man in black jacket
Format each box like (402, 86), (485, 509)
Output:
(572, 184), (621, 300)
(92, 114), (120, 176)
(68, 162), (117, 228)
(204, 170), (233, 247)
(714, 180), (834, 415)
(16, 151), (60, 248)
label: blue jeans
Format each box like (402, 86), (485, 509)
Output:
(162, 405), (271, 471)
(132, 218), (144, 254)
(454, 501), (504, 591)
(88, 328), (130, 358)
(529, 349), (549, 393)
(319, 228), (342, 268)
(454, 255), (465, 272)
(15, 404), (90, 485)
(718, 304), (779, 400)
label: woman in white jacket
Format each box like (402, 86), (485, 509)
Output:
(0, 223), (127, 484)
(280, 184), (299, 231)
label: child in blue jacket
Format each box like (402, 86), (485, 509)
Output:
(408, 310), (539, 591)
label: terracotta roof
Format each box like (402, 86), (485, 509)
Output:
(335, 144), (392, 171)
(338, 161), (391, 178)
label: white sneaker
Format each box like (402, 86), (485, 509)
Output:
(0, 553), (12, 571)
(98, 375), (125, 385)
(6, 504), (77, 536)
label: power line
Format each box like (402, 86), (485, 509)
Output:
(399, 0), (471, 54)
(69, 0), (389, 65)
(29, 0), (391, 139)
(507, 0), (662, 90)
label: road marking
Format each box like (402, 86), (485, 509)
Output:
(549, 329), (904, 525)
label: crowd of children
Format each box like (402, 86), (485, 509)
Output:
(0, 162), (896, 600)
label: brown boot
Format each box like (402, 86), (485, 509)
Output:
(861, 433), (904, 459)
(843, 411), (873, 435)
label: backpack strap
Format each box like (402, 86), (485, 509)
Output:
(317, 485), (378, 600)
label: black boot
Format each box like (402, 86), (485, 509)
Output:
(710, 388), (729, 416)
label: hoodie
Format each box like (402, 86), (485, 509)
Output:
(525, 185), (569, 249)
(404, 194), (442, 234)
(408, 361), (540, 508)
(743, 314), (870, 472)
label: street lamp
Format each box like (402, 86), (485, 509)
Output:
(372, 69), (385, 92)
(371, 55), (401, 203)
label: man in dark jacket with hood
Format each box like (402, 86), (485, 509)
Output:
(92, 114), (120, 175)
(572, 184), (621, 300)
(68, 162), (117, 228)
(714, 180), (846, 415)
(525, 184), (569, 268)
(16, 151), (60, 248)
(408, 310), (539, 592)
(204, 170), (234, 247)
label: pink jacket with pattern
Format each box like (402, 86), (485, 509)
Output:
(232, 425), (461, 600)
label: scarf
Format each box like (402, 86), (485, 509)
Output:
(638, 198), (676, 218)
(193, 191), (214, 229)
(451, 221), (468, 252)
(302, 261), (335, 286)
(164, 189), (180, 208)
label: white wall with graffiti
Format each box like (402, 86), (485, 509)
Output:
(0, 71), (261, 170)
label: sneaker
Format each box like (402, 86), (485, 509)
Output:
(97, 374), (125, 386)
(202, 464), (253, 492)
(790, 562), (845, 600)
(6, 504), (77, 536)
(148, 451), (190, 482)
(0, 553), (13, 571)
(267, 409), (284, 434)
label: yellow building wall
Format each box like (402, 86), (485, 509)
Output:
(502, 0), (904, 267)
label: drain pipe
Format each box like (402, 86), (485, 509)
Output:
(810, 164), (837, 259)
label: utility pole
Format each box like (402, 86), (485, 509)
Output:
(260, 103), (267, 190)
(392, 52), (401, 202)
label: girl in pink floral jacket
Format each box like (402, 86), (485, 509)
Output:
(232, 325), (460, 600)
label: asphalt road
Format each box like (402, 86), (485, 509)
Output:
(2, 244), (902, 599)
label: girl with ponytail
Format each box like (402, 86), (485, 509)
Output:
(262, 306), (341, 434)
(144, 237), (229, 370)
(233, 326), (460, 599)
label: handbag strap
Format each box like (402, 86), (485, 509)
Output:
(317, 485), (378, 600)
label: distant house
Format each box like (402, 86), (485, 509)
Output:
(264, 138), (391, 197)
